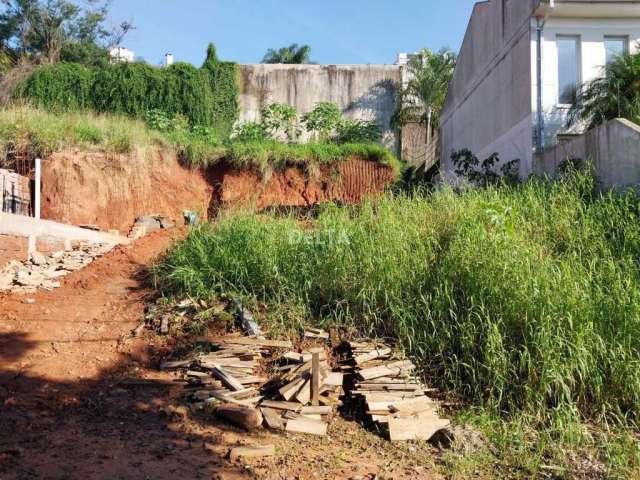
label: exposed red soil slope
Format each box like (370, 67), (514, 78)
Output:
(40, 152), (394, 235)
(40, 149), (213, 235)
(207, 157), (396, 212)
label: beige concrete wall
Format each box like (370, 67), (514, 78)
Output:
(239, 64), (401, 151)
(440, 0), (538, 175)
(534, 118), (640, 189)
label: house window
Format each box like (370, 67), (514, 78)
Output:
(604, 36), (629, 65)
(557, 36), (581, 105)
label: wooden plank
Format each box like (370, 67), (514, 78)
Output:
(371, 414), (389, 423)
(238, 376), (268, 385)
(160, 359), (192, 369)
(389, 396), (438, 415)
(353, 347), (392, 365)
(322, 372), (343, 387)
(202, 336), (293, 349)
(211, 367), (245, 391)
(229, 445), (275, 462)
(260, 408), (285, 430)
(355, 383), (421, 392)
(388, 412), (450, 442)
(215, 404), (263, 431)
(358, 360), (415, 381)
(285, 417), (328, 436)
(294, 379), (311, 404)
(259, 400), (303, 412)
(311, 351), (320, 406)
(279, 377), (305, 401)
(300, 405), (332, 415)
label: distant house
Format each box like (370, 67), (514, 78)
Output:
(440, 0), (640, 177)
(109, 46), (135, 63)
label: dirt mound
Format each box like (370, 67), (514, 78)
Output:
(207, 157), (396, 212)
(41, 149), (213, 234)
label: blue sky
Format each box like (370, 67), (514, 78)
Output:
(109, 0), (478, 66)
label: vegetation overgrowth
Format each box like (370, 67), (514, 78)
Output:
(13, 44), (239, 135)
(0, 106), (400, 174)
(0, 105), (166, 160)
(154, 169), (640, 476)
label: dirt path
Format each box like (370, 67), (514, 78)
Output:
(0, 230), (443, 480)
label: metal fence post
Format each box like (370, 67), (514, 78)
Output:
(34, 158), (41, 219)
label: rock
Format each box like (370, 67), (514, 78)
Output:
(15, 270), (44, 287)
(41, 280), (61, 290)
(23, 298), (35, 304)
(30, 251), (48, 266)
(158, 216), (175, 229)
(135, 215), (162, 231)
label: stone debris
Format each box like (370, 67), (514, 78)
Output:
(128, 214), (175, 240)
(0, 243), (115, 294)
(342, 339), (450, 442)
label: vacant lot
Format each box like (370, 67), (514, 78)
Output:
(155, 171), (640, 478)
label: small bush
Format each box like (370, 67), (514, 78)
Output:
(336, 119), (382, 144)
(301, 102), (342, 141)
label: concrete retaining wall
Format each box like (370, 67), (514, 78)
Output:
(0, 234), (29, 268)
(0, 212), (128, 268)
(239, 64), (401, 151)
(534, 118), (640, 189)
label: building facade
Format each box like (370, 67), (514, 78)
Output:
(441, 0), (640, 176)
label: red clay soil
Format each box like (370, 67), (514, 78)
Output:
(0, 229), (441, 480)
(208, 157), (396, 212)
(40, 149), (213, 235)
(39, 152), (395, 236)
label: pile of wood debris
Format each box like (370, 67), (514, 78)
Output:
(342, 340), (450, 442)
(150, 296), (451, 444)
(163, 329), (342, 436)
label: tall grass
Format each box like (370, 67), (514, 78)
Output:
(154, 171), (640, 430)
(0, 105), (167, 162)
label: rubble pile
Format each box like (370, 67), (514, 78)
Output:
(0, 243), (115, 294)
(343, 339), (450, 442)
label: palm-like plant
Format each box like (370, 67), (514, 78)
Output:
(262, 43), (312, 64)
(568, 53), (640, 130)
(393, 48), (456, 144)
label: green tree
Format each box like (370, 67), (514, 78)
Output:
(0, 0), (133, 65)
(262, 43), (312, 64)
(568, 53), (640, 130)
(393, 48), (456, 145)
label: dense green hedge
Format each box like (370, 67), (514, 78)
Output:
(14, 44), (239, 134)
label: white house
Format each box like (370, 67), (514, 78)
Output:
(440, 0), (640, 176)
(109, 46), (135, 63)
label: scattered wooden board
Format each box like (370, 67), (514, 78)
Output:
(260, 407), (285, 430)
(203, 336), (293, 349)
(285, 417), (328, 436)
(388, 412), (450, 442)
(211, 367), (245, 391)
(259, 400), (303, 412)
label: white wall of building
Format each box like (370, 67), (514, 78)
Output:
(440, 1), (536, 175)
(532, 18), (640, 148)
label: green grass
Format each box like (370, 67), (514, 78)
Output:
(0, 105), (167, 160)
(153, 170), (640, 477)
(0, 106), (400, 175)
(223, 140), (401, 175)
